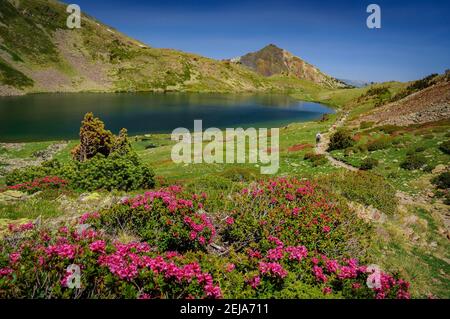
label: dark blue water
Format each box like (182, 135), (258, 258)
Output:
(0, 93), (333, 142)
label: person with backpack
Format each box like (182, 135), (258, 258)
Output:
(316, 132), (322, 144)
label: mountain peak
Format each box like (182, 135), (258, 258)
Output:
(263, 43), (282, 50)
(237, 45), (346, 88)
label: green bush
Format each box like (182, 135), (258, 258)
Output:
(439, 140), (450, 155)
(6, 166), (48, 186)
(6, 154), (155, 192)
(304, 153), (328, 167)
(400, 154), (427, 170)
(407, 146), (426, 155)
(432, 172), (450, 189)
(356, 144), (368, 153)
(360, 158), (379, 170)
(6, 114), (156, 192)
(367, 137), (392, 151)
(316, 171), (398, 215)
(64, 153), (155, 191)
(328, 130), (355, 151)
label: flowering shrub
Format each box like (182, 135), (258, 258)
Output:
(0, 221), (221, 299)
(0, 178), (411, 299)
(3, 176), (67, 194)
(96, 186), (215, 252)
(221, 177), (369, 260)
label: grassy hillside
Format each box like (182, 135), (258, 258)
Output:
(0, 0), (336, 95)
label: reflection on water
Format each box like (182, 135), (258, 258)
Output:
(0, 93), (333, 142)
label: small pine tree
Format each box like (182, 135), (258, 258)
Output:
(111, 128), (133, 157)
(71, 113), (114, 162)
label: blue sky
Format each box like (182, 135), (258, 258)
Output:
(73, 0), (450, 82)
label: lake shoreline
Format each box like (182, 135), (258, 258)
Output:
(0, 93), (334, 143)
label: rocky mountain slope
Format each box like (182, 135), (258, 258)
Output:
(0, 0), (330, 96)
(358, 72), (450, 126)
(232, 44), (347, 89)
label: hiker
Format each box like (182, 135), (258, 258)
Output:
(316, 132), (322, 144)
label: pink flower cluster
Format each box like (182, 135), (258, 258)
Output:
(0, 267), (13, 277)
(247, 275), (261, 289)
(45, 243), (79, 260)
(311, 255), (410, 299)
(124, 186), (193, 213)
(8, 222), (34, 233)
(266, 236), (308, 262)
(5, 176), (67, 193)
(79, 212), (100, 224)
(375, 273), (410, 299)
(258, 262), (288, 279)
(184, 214), (215, 245)
(241, 178), (316, 200)
(9, 252), (21, 264)
(89, 240), (106, 254)
(98, 242), (221, 298)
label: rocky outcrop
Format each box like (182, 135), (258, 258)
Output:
(235, 44), (347, 89)
(358, 79), (450, 126)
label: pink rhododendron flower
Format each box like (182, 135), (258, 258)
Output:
(247, 276), (261, 289)
(267, 235), (284, 248)
(323, 287), (332, 295)
(247, 249), (262, 259)
(225, 263), (235, 272)
(0, 268), (14, 277)
(204, 284), (222, 298)
(325, 259), (340, 274)
(267, 248), (284, 260)
(285, 246), (308, 261)
(312, 266), (327, 283)
(89, 240), (106, 254)
(46, 244), (78, 260)
(9, 252), (21, 264)
(225, 217), (234, 225)
(285, 193), (295, 201)
(259, 262), (288, 278)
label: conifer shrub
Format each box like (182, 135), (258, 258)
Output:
(6, 114), (155, 192)
(439, 140), (450, 155)
(71, 112), (115, 162)
(400, 154), (427, 170)
(328, 130), (355, 151)
(360, 158), (379, 170)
